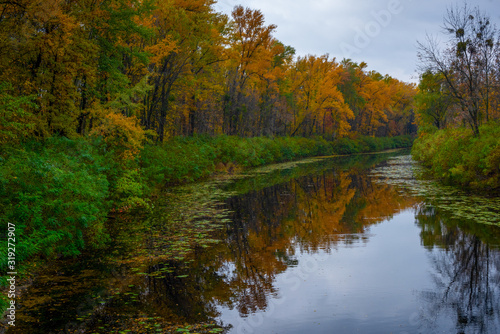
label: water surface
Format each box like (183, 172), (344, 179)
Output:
(7, 151), (500, 334)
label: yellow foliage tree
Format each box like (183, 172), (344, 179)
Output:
(90, 108), (145, 162)
(288, 55), (353, 138)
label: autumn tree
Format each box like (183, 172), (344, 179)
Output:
(338, 59), (366, 131)
(0, 0), (153, 138)
(254, 41), (295, 136)
(287, 55), (353, 138)
(142, 0), (227, 141)
(357, 71), (392, 136)
(0, 0), (90, 136)
(223, 5), (277, 136)
(178, 7), (231, 136)
(378, 77), (417, 136)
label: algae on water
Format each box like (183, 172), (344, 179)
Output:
(370, 155), (500, 226)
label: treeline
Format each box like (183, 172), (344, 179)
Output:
(0, 0), (416, 147)
(413, 3), (500, 190)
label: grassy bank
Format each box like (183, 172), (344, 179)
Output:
(412, 122), (500, 191)
(140, 134), (413, 186)
(0, 134), (413, 312)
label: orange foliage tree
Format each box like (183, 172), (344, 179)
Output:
(287, 55), (353, 138)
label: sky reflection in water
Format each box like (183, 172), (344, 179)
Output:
(215, 154), (500, 334)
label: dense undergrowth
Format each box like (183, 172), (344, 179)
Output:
(140, 135), (413, 185)
(412, 122), (500, 191)
(0, 134), (412, 312)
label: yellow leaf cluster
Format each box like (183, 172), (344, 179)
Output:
(90, 110), (145, 162)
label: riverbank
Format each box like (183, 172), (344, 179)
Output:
(411, 122), (500, 192)
(0, 134), (413, 313)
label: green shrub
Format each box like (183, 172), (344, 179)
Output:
(114, 169), (150, 210)
(331, 135), (413, 155)
(0, 138), (110, 267)
(412, 122), (500, 190)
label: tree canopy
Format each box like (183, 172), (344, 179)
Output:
(0, 0), (417, 144)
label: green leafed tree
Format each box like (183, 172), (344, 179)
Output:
(414, 71), (452, 131)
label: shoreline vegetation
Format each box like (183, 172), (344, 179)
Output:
(412, 123), (500, 193)
(0, 134), (413, 313)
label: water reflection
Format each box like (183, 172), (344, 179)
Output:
(131, 154), (420, 333)
(415, 205), (500, 333)
(7, 152), (500, 334)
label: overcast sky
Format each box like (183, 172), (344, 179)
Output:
(214, 0), (500, 83)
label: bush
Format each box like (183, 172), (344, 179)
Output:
(114, 169), (150, 210)
(412, 122), (500, 190)
(0, 138), (110, 268)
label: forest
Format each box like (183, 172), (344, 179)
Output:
(0, 0), (499, 318)
(0, 0), (417, 143)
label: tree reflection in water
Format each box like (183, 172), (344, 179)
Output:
(129, 155), (500, 333)
(142, 158), (417, 327)
(12, 153), (500, 334)
(415, 205), (500, 333)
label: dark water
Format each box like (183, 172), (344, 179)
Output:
(6, 151), (500, 334)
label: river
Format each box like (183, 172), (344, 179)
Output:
(7, 150), (500, 334)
